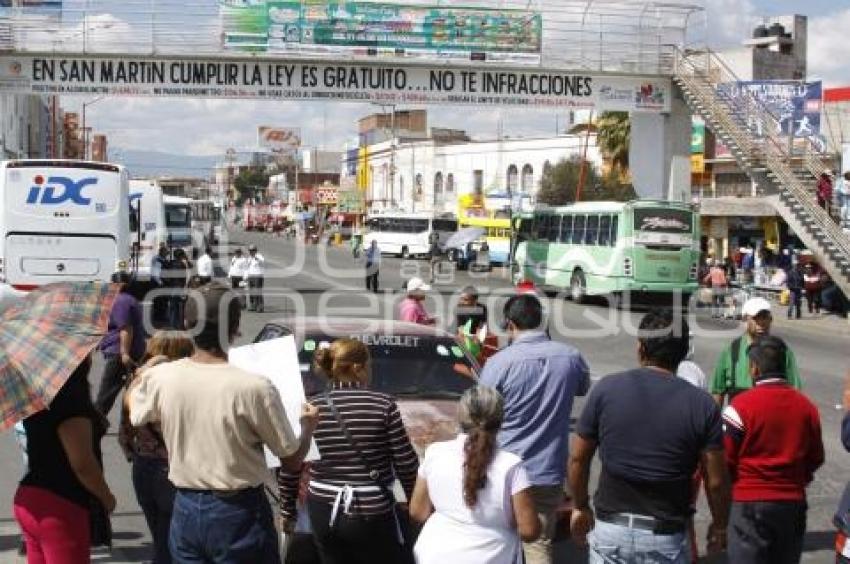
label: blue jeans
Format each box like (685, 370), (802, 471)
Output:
(589, 518), (689, 564)
(169, 487), (279, 564)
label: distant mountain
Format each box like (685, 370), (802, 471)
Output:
(113, 149), (219, 179)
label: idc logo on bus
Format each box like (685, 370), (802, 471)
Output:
(26, 175), (97, 206)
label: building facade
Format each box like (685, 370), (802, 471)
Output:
(345, 120), (602, 215)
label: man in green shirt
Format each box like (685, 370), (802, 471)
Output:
(710, 297), (802, 405)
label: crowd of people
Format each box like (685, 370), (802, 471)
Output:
(699, 242), (848, 319)
(9, 266), (843, 564)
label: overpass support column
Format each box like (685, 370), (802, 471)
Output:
(629, 84), (692, 201)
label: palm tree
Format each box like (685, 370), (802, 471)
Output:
(595, 111), (630, 172)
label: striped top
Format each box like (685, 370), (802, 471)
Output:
(277, 381), (419, 518)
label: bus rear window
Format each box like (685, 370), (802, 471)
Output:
(633, 208), (693, 233)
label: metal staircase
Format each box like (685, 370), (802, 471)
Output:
(673, 48), (850, 299)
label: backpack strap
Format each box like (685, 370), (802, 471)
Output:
(728, 337), (742, 398)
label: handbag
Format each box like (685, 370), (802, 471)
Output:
(323, 392), (416, 551)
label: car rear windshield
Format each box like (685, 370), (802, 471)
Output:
(298, 333), (476, 399)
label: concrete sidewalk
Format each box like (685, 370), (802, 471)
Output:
(771, 311), (850, 338)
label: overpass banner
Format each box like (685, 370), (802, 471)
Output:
(220, 0), (542, 65)
(0, 54), (672, 112)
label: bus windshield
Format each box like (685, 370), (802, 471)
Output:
(165, 205), (191, 228)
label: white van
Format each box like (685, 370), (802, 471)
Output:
(0, 159), (130, 305)
(129, 179), (167, 280)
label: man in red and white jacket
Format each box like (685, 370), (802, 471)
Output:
(722, 336), (824, 564)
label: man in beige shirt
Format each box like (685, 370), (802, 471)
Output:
(129, 283), (318, 562)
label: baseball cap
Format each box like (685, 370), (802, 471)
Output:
(405, 277), (431, 294)
(184, 282), (239, 330)
(741, 297), (772, 318)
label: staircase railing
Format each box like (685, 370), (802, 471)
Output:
(674, 47), (850, 263)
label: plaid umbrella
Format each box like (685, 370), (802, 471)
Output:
(0, 282), (120, 431)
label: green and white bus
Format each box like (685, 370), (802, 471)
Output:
(511, 200), (700, 302)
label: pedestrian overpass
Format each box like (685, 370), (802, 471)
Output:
(0, 0), (847, 298)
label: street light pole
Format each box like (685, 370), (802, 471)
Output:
(80, 96), (104, 160)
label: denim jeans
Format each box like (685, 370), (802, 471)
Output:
(132, 456), (175, 564)
(589, 518), (689, 564)
(169, 487), (279, 564)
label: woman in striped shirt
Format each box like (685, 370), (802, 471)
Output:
(277, 338), (419, 564)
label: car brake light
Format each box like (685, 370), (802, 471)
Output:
(12, 284), (38, 292)
(623, 257), (633, 277)
(689, 262), (698, 281)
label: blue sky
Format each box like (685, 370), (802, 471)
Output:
(65, 0), (850, 159)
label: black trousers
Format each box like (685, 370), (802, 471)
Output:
(805, 288), (822, 313)
(728, 500), (806, 564)
(230, 276), (246, 308)
(365, 265), (379, 293)
(248, 276), (264, 311)
(94, 353), (128, 417)
(788, 289), (803, 319)
(306, 497), (413, 564)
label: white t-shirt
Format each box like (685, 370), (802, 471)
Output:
(246, 253), (265, 277)
(414, 434), (530, 564)
(228, 256), (247, 278)
(196, 254), (214, 277)
(676, 360), (707, 390)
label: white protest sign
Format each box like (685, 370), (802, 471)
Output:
(229, 335), (320, 467)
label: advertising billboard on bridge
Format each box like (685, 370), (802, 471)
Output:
(220, 0), (542, 64)
(719, 80), (826, 152)
(0, 54), (671, 113)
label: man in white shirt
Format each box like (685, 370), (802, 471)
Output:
(228, 248), (248, 309)
(246, 244), (266, 312)
(196, 246), (214, 284)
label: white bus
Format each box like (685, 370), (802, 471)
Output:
(129, 179), (167, 280)
(0, 159), (131, 305)
(189, 199), (215, 249)
(365, 212), (458, 258)
(162, 195), (194, 258)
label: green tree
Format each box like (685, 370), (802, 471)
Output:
(537, 156), (592, 205)
(234, 167), (272, 204)
(537, 157), (636, 206)
(596, 111), (631, 172)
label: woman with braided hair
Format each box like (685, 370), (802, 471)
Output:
(410, 386), (540, 564)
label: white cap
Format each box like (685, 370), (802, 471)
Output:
(405, 277), (431, 294)
(742, 297), (772, 318)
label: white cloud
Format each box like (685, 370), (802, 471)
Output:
(700, 0), (758, 47)
(808, 8), (850, 87)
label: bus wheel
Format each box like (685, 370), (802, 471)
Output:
(570, 271), (587, 304)
(401, 246), (410, 260)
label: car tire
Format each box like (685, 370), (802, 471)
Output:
(570, 270), (587, 304)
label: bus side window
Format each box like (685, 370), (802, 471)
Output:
(599, 215), (611, 247)
(610, 216), (619, 245)
(546, 215), (558, 242)
(585, 215), (599, 246)
(571, 215), (585, 245)
(535, 215), (548, 240)
(560, 215), (573, 243)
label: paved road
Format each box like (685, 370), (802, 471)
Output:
(1, 229), (848, 562)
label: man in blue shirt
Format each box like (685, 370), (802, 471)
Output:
(480, 294), (590, 564)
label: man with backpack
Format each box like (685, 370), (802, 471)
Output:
(709, 297), (802, 406)
(786, 262), (805, 320)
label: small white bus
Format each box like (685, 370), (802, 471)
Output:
(0, 159), (130, 305)
(365, 212), (458, 258)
